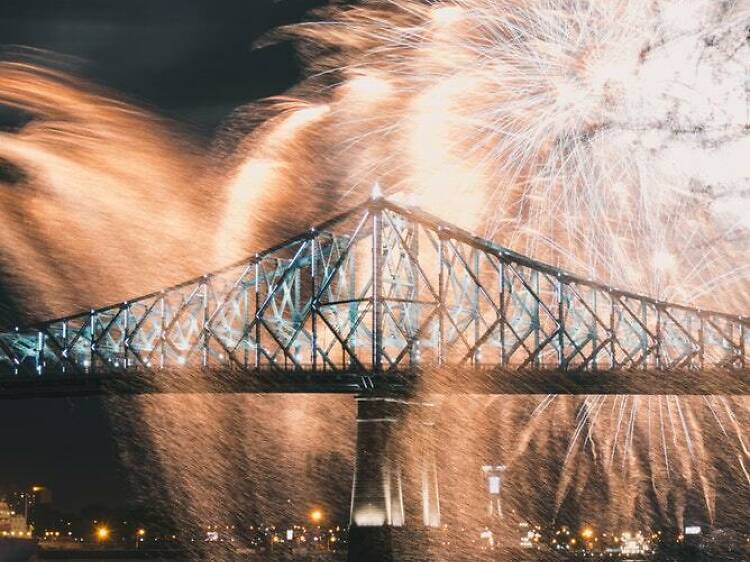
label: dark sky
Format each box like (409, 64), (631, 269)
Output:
(0, 0), (326, 131)
(0, 0), (326, 512)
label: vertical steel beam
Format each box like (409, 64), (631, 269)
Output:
(640, 301), (661, 369)
(311, 231), (318, 373)
(123, 304), (130, 371)
(591, 289), (599, 371)
(349, 236), (358, 370)
(499, 259), (507, 367)
(62, 321), (68, 375)
(295, 266), (302, 367)
(698, 314), (705, 370)
(532, 270), (540, 369)
(473, 249), (480, 367)
(410, 222), (420, 368)
(437, 228), (446, 368)
(254, 258), (261, 370)
(89, 310), (96, 373)
(557, 276), (566, 370)
(35, 331), (44, 375)
(242, 285), (249, 369)
(202, 279), (209, 369)
(160, 293), (167, 369)
(655, 304), (663, 369)
(372, 209), (383, 372)
(609, 293), (616, 369)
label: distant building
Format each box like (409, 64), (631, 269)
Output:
(6, 486), (50, 531)
(0, 500), (30, 536)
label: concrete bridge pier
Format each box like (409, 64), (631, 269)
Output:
(348, 396), (440, 562)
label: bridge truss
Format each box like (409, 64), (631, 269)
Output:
(0, 197), (747, 396)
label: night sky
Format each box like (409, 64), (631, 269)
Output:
(0, 0), (326, 512)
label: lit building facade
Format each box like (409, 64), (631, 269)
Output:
(0, 500), (30, 536)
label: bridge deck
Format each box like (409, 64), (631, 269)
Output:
(1, 367), (746, 398)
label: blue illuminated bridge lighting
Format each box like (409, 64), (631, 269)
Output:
(0, 197), (747, 397)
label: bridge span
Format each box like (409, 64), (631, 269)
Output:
(0, 196), (747, 398)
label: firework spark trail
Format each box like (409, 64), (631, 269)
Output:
(740, 455), (750, 486)
(562, 395), (595, 465)
(720, 396), (750, 457)
(623, 397), (639, 471)
(665, 396), (678, 451)
(611, 396), (628, 465)
(263, 0), (750, 312)
(534, 391), (747, 525)
(583, 396), (607, 454)
(704, 395), (729, 438)
(530, 393), (557, 419)
(658, 397), (671, 478)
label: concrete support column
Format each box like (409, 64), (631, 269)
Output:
(350, 397), (405, 528)
(420, 426), (441, 528)
(348, 396), (441, 562)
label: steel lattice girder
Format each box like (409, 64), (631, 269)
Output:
(0, 197), (747, 396)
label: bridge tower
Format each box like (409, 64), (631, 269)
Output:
(481, 464), (507, 520)
(348, 396), (441, 562)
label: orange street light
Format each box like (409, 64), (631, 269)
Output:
(96, 526), (110, 542)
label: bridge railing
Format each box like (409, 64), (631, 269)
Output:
(0, 197), (747, 379)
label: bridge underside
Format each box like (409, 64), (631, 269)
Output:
(0, 197), (747, 399)
(1, 367), (746, 398)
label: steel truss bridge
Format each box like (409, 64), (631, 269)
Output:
(0, 197), (747, 397)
